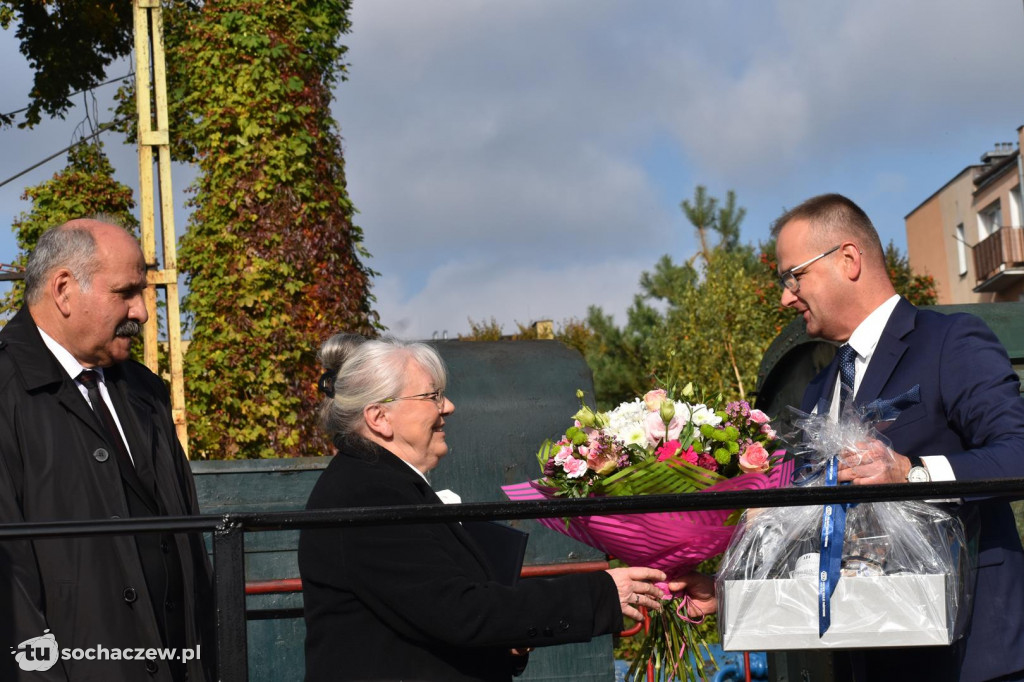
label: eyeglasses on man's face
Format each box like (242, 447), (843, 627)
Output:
(778, 244), (842, 293)
(381, 389), (446, 407)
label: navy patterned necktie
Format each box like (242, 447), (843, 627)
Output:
(836, 343), (857, 413)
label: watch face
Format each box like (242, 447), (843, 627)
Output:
(907, 466), (930, 483)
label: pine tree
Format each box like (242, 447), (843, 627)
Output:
(1, 140), (138, 317)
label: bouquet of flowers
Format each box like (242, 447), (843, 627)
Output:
(502, 385), (790, 682)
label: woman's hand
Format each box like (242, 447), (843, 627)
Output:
(605, 566), (668, 621)
(665, 572), (718, 617)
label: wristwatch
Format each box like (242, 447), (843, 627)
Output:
(906, 454), (930, 482)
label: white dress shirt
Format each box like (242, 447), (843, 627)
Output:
(37, 327), (135, 465)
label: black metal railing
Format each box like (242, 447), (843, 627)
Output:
(2, 478), (1024, 681)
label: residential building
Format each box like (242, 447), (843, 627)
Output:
(905, 126), (1024, 304)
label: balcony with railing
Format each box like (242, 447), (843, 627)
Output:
(973, 226), (1024, 292)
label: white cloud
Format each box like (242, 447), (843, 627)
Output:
(4, 0), (1024, 339)
(653, 0), (1024, 183)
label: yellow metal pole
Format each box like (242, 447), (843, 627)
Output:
(133, 0), (190, 457)
(132, 0), (158, 372)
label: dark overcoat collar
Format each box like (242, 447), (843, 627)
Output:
(1, 306), (161, 508)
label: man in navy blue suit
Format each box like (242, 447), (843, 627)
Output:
(773, 193), (1024, 682)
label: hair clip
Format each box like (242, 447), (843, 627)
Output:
(318, 370), (337, 396)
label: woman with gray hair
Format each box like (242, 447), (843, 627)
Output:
(299, 334), (706, 682)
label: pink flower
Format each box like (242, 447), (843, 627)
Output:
(655, 440), (682, 461)
(577, 427), (603, 459)
(760, 423), (776, 439)
(553, 444), (574, 465)
(748, 409), (770, 425)
(587, 447), (619, 475)
(659, 442), (701, 465)
(739, 442), (771, 473)
(643, 388), (668, 412)
(645, 411), (683, 444)
(562, 456), (589, 478)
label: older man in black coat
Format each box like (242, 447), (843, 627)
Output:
(0, 219), (213, 682)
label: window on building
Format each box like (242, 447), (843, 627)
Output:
(956, 223), (968, 276)
(1011, 187), (1023, 228)
(978, 201), (1003, 240)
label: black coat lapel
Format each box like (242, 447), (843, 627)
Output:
(103, 368), (160, 509)
(1, 307), (159, 513)
(2, 308), (110, 446)
(56, 378), (112, 445)
(357, 439), (499, 581)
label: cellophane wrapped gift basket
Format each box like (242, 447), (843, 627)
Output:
(716, 405), (974, 650)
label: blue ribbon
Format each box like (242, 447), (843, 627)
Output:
(817, 455), (847, 637)
(859, 385), (921, 424)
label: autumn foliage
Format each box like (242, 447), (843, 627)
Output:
(166, 0), (378, 458)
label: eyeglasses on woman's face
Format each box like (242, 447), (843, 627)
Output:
(381, 389), (446, 408)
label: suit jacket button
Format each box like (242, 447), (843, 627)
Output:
(526, 627), (537, 638)
(122, 587), (138, 603)
(92, 448), (110, 462)
(543, 627), (553, 637)
(145, 660), (158, 674)
(165, 600), (175, 612)
(559, 619), (570, 631)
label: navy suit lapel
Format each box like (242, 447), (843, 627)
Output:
(806, 354), (840, 414)
(856, 298), (915, 405)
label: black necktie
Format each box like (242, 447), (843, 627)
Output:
(836, 344), (857, 413)
(78, 370), (134, 469)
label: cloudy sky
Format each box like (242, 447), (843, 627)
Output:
(2, 1), (1024, 340)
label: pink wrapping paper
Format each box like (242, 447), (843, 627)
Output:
(502, 459), (793, 579)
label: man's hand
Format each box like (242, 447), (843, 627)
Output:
(605, 566), (668, 621)
(837, 438), (911, 485)
(665, 572), (717, 617)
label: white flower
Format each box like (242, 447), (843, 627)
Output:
(617, 424), (648, 447)
(604, 399), (647, 445)
(689, 405), (722, 427)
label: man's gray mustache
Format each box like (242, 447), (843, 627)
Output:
(115, 320), (142, 338)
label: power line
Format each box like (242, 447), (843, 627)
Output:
(0, 122), (115, 190)
(0, 73), (133, 121)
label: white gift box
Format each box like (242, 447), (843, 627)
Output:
(721, 574), (953, 650)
